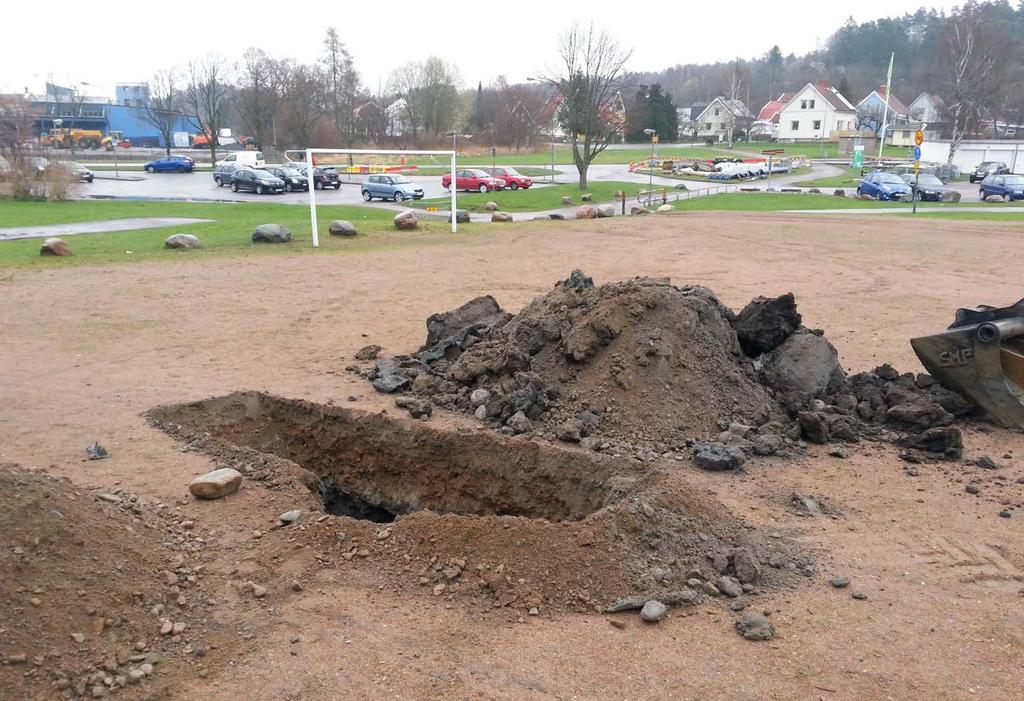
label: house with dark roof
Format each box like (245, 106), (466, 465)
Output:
(693, 97), (754, 142)
(775, 82), (857, 142)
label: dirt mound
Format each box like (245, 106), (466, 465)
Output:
(148, 392), (813, 613)
(0, 466), (215, 699)
(368, 272), (979, 463)
(375, 272), (788, 446)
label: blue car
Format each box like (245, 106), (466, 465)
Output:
(979, 174), (1024, 202)
(361, 174), (424, 202)
(857, 172), (912, 201)
(144, 156), (195, 173)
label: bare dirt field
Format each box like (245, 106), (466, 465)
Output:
(2, 212), (1023, 700)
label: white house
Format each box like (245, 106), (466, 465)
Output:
(776, 82), (857, 142)
(750, 93), (795, 140)
(694, 97), (754, 142)
(908, 93), (946, 124)
(855, 85), (910, 136)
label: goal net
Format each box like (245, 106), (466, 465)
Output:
(285, 148), (457, 247)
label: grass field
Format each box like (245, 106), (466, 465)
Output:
(414, 181), (644, 213)
(666, 192), (1024, 218)
(402, 145), (737, 168)
(0, 200), (465, 268)
(792, 167), (864, 188)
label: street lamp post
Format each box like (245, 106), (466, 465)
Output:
(643, 128), (657, 192)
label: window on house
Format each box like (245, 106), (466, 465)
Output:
(704, 122), (711, 130)
(903, 130), (911, 138)
(800, 100), (807, 109)
(791, 120), (799, 130)
(813, 120), (822, 130)
(809, 99), (816, 109)
(714, 108), (720, 116)
(719, 122), (726, 130)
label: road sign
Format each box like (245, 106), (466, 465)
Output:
(914, 129), (924, 146)
(852, 145), (865, 169)
(914, 146), (922, 160)
(652, 134), (659, 144)
(761, 149), (785, 155)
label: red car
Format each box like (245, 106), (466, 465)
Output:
(484, 167), (532, 190)
(441, 168), (506, 193)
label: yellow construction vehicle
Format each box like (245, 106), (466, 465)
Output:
(41, 128), (104, 150)
(101, 131), (130, 150)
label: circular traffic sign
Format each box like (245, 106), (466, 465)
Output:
(914, 129), (924, 146)
(913, 146), (922, 160)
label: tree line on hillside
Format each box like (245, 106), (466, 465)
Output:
(634, 2), (1024, 149)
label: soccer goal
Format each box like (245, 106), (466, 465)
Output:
(290, 148), (457, 247)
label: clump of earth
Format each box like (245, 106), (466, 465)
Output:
(366, 271), (978, 465)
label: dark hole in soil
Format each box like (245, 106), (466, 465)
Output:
(320, 478), (397, 523)
(149, 392), (625, 523)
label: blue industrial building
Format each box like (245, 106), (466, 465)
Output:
(30, 82), (196, 148)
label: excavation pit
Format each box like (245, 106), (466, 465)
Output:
(150, 391), (630, 523)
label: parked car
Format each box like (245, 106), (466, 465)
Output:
(25, 157), (49, 176)
(216, 151), (265, 169)
(900, 173), (948, 202)
(970, 161), (1009, 183)
(65, 162), (94, 183)
(979, 174), (1024, 202)
(361, 174), (424, 202)
(144, 156), (195, 173)
(288, 163), (341, 190)
(229, 168), (284, 194)
(441, 168), (506, 193)
(265, 165), (309, 192)
(213, 162), (237, 186)
(857, 172), (912, 201)
(483, 167), (532, 190)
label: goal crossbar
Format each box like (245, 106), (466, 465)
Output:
(300, 148), (457, 247)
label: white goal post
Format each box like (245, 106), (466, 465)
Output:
(296, 148), (457, 247)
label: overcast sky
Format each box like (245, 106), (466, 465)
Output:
(1, 0), (964, 97)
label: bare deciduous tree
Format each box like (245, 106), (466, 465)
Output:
(237, 48), (284, 151)
(280, 63), (324, 148)
(141, 70), (183, 156)
(543, 23), (631, 188)
(323, 28), (361, 147)
(934, 6), (1007, 162)
(183, 56), (232, 165)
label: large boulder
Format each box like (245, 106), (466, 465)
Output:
(630, 206), (651, 215)
(448, 209), (470, 224)
(393, 210), (419, 230)
(734, 293), (802, 356)
(40, 237), (71, 256)
(942, 191), (962, 203)
(596, 204), (615, 218)
(164, 234), (201, 249)
(693, 442), (745, 471)
(985, 194), (1005, 203)
(833, 189), (846, 197)
(763, 330), (844, 395)
(560, 196), (573, 206)
(580, 193), (593, 201)
(491, 211), (513, 223)
(189, 468), (242, 500)
(329, 220), (358, 237)
(657, 204), (674, 213)
(252, 224), (291, 243)
(484, 201), (499, 212)
(424, 295), (506, 348)
(576, 205), (598, 220)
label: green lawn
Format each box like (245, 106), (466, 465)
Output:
(792, 167), (864, 188)
(0, 200), (466, 268)
(665, 192), (1024, 219)
(401, 145), (736, 169)
(414, 181), (646, 213)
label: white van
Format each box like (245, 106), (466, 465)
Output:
(216, 151), (265, 169)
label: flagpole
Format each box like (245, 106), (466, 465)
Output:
(877, 52), (894, 163)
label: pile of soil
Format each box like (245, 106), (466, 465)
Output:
(367, 271), (978, 463)
(0, 465), (216, 699)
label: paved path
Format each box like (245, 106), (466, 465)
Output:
(785, 206), (1023, 215)
(0, 218), (214, 241)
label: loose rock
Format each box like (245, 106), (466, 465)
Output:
(639, 600), (668, 622)
(188, 468), (243, 500)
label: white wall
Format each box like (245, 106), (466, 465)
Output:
(920, 140), (1024, 174)
(777, 86), (854, 141)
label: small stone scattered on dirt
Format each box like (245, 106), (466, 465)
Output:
(735, 614), (775, 641)
(639, 600), (668, 623)
(829, 575), (852, 588)
(852, 591), (869, 600)
(355, 345), (382, 360)
(188, 467), (242, 500)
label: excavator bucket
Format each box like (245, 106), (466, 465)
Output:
(911, 299), (1024, 429)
